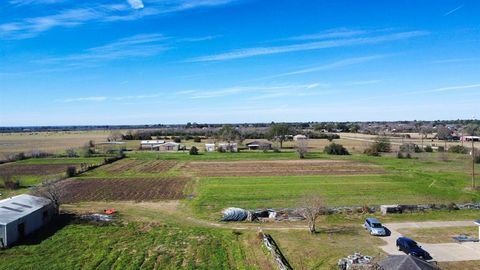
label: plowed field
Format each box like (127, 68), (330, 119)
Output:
(183, 160), (384, 177)
(60, 177), (188, 203)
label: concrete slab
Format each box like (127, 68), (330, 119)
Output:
(374, 220), (480, 262)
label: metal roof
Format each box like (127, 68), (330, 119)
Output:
(0, 194), (51, 225)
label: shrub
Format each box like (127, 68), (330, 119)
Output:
(437, 146), (445, 152)
(475, 153), (480, 164)
(173, 137), (182, 143)
(448, 145), (468, 154)
(193, 136), (201, 143)
(397, 152), (404, 159)
(2, 176), (20, 190)
(414, 145), (423, 153)
(189, 146), (199, 155)
(364, 147), (380, 156)
(324, 143), (349, 155)
(370, 136), (391, 153)
(65, 148), (78, 157)
(424, 145), (433, 152)
(66, 166), (77, 177)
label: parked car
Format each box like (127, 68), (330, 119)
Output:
(364, 217), (386, 236)
(396, 237), (432, 260)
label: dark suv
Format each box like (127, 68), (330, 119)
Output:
(396, 237), (432, 260)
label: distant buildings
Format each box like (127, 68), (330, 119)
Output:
(0, 194), (54, 248)
(140, 140), (180, 151)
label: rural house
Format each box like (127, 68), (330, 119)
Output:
(0, 194), (54, 248)
(158, 142), (180, 151)
(246, 141), (272, 150)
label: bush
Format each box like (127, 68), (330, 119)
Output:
(424, 145), (433, 152)
(324, 143), (349, 155)
(189, 146), (199, 155)
(2, 176), (20, 190)
(66, 166), (77, 177)
(65, 148), (78, 157)
(364, 147), (380, 156)
(397, 152), (404, 159)
(448, 145), (468, 154)
(437, 146), (445, 152)
(173, 137), (182, 143)
(414, 145), (423, 153)
(369, 136), (391, 153)
(193, 136), (201, 143)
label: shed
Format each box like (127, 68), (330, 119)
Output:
(0, 194), (54, 247)
(140, 140), (165, 150)
(293, 134), (307, 141)
(218, 143), (238, 152)
(246, 141), (272, 150)
(158, 142), (180, 151)
(205, 143), (215, 152)
(378, 255), (441, 270)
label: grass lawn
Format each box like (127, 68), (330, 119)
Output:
(14, 157), (106, 165)
(0, 221), (271, 270)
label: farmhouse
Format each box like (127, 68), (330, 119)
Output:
(246, 141), (272, 150)
(0, 194), (54, 248)
(158, 142), (180, 151)
(140, 140), (165, 150)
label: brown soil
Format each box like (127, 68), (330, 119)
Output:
(182, 160), (384, 177)
(102, 160), (177, 173)
(0, 163), (78, 177)
(60, 177), (189, 203)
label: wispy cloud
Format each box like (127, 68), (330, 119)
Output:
(187, 31), (428, 62)
(180, 83), (322, 99)
(36, 33), (168, 65)
(128, 0), (144, 10)
(444, 4), (464, 16)
(57, 96), (108, 103)
(343, 80), (382, 86)
(433, 57), (479, 64)
(8, 0), (66, 5)
(423, 83), (480, 93)
(284, 28), (368, 41)
(1, 0), (238, 39)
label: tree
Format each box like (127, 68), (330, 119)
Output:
(436, 126), (451, 140)
(296, 139), (308, 159)
(324, 143), (349, 155)
(217, 125), (241, 143)
(189, 146), (199, 155)
(371, 136), (391, 152)
(33, 179), (67, 214)
(297, 194), (326, 234)
(266, 124), (292, 149)
(108, 131), (123, 142)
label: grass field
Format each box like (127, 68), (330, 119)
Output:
(0, 131), (110, 160)
(0, 220), (271, 270)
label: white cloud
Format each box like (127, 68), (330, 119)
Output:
(36, 33), (168, 65)
(444, 5), (464, 16)
(187, 31), (428, 62)
(57, 96), (107, 103)
(127, 0), (144, 10)
(1, 0), (238, 39)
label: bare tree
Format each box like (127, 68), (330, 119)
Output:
(32, 179), (67, 214)
(296, 139), (308, 159)
(297, 194), (326, 233)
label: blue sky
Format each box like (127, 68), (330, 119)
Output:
(0, 0), (479, 126)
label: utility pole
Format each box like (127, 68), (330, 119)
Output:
(472, 137), (475, 189)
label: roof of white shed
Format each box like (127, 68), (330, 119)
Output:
(0, 194), (51, 225)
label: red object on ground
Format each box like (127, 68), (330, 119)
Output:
(104, 208), (117, 215)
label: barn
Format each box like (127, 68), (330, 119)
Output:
(0, 194), (55, 248)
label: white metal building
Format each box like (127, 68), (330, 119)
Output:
(0, 194), (54, 247)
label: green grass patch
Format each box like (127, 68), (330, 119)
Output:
(0, 222), (264, 270)
(127, 151), (329, 161)
(15, 157), (106, 165)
